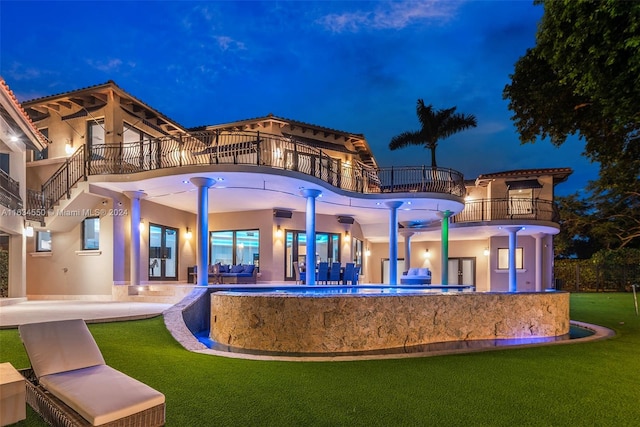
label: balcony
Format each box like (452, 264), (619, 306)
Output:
(451, 198), (560, 224)
(85, 130), (466, 197)
(0, 168), (22, 211)
(26, 131), (467, 222)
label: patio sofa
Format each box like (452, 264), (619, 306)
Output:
(18, 319), (165, 426)
(194, 264), (258, 284)
(400, 267), (432, 285)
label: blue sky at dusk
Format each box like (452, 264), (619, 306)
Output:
(1, 0), (598, 195)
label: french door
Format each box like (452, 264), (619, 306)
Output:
(448, 257), (476, 286)
(149, 224), (178, 281)
(284, 230), (340, 281)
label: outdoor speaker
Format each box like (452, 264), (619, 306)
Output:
(274, 209), (293, 219)
(337, 216), (355, 224)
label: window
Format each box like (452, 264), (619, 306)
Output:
(210, 229), (260, 268)
(284, 230), (341, 281)
(352, 237), (363, 267)
(87, 120), (105, 151)
(498, 248), (523, 270)
(508, 188), (533, 215)
(0, 153), (8, 174)
(82, 217), (100, 250)
(123, 123), (151, 144)
(36, 231), (51, 252)
(34, 129), (48, 161)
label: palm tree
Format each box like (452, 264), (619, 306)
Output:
(389, 99), (477, 167)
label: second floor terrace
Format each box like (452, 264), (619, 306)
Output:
(26, 130), (467, 220)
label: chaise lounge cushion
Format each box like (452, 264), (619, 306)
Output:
(19, 319), (165, 426)
(39, 365), (165, 426)
(18, 319), (105, 378)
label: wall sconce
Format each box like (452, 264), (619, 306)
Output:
(139, 219), (145, 232)
(65, 139), (74, 155)
(365, 248), (371, 257)
(344, 230), (350, 242)
(24, 224), (34, 237)
(276, 224), (282, 238)
(484, 247), (490, 256)
(185, 227), (192, 239)
(424, 248), (431, 259)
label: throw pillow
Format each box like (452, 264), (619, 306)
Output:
(418, 268), (430, 276)
(243, 265), (255, 274)
(408, 268), (419, 276)
(231, 264), (244, 273)
(220, 264), (229, 273)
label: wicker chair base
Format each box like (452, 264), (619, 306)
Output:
(19, 369), (165, 427)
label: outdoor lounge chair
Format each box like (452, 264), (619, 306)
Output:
(18, 319), (165, 426)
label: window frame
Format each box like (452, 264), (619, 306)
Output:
(497, 247), (523, 270)
(36, 231), (52, 252)
(82, 217), (100, 250)
(210, 229), (260, 268)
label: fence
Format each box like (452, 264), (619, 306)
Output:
(554, 258), (640, 292)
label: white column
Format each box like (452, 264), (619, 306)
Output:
(399, 230), (415, 274)
(438, 210), (452, 286)
(124, 191), (147, 288)
(190, 178), (216, 286)
(534, 233), (545, 292)
(301, 188), (322, 285)
(505, 226), (522, 292)
(386, 201), (403, 285)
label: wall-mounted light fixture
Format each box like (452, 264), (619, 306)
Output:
(365, 248), (371, 257)
(65, 139), (74, 155)
(139, 219), (145, 232)
(276, 224), (283, 238)
(23, 223), (34, 237)
(484, 247), (490, 256)
(344, 230), (350, 242)
(424, 248), (431, 259)
(185, 227), (192, 239)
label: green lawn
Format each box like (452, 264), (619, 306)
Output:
(1, 293), (639, 426)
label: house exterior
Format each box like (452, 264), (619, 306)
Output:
(0, 78), (48, 297)
(1, 80), (571, 302)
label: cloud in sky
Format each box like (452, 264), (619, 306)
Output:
(317, 0), (459, 33)
(0, 0), (595, 195)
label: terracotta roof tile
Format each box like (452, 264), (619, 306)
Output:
(0, 77), (49, 149)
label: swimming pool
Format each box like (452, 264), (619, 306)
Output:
(208, 287), (570, 354)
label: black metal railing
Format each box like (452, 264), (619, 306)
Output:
(0, 168), (22, 211)
(450, 198), (559, 224)
(26, 146), (87, 224)
(85, 130), (466, 196)
(25, 130), (468, 222)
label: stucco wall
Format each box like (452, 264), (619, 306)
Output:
(26, 200), (115, 298)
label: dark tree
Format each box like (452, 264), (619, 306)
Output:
(389, 99), (477, 167)
(504, 0), (640, 250)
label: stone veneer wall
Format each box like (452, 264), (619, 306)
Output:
(210, 291), (570, 353)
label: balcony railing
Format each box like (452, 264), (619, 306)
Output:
(0, 168), (22, 211)
(451, 198), (559, 224)
(86, 130), (466, 197)
(26, 130), (466, 221)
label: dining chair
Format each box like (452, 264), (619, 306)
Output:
(317, 262), (329, 284)
(342, 263), (355, 285)
(329, 262), (341, 284)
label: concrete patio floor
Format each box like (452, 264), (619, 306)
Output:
(0, 299), (172, 329)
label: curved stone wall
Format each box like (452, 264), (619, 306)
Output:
(210, 291), (570, 354)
